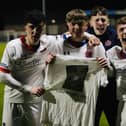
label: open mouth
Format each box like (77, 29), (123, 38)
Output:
(122, 38), (126, 42)
(97, 27), (105, 31)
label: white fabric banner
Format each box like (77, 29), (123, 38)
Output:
(44, 54), (108, 92)
(41, 54), (108, 126)
(111, 59), (126, 100)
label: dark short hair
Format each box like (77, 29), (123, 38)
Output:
(24, 9), (46, 26)
(90, 6), (108, 16)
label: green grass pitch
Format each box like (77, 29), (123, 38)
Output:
(0, 42), (109, 126)
(0, 42), (6, 126)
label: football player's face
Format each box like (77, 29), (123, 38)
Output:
(117, 24), (126, 48)
(67, 20), (88, 41)
(90, 14), (109, 35)
(25, 22), (43, 45)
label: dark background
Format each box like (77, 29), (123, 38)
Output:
(0, 0), (126, 29)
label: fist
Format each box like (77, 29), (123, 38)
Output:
(31, 87), (45, 97)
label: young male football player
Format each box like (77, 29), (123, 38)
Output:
(106, 16), (126, 126)
(41, 9), (109, 126)
(0, 9), (49, 126)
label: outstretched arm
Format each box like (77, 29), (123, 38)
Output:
(0, 71), (45, 96)
(63, 31), (101, 47)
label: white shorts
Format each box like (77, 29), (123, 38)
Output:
(2, 87), (10, 126)
(2, 102), (42, 126)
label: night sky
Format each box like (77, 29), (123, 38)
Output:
(0, 0), (126, 27)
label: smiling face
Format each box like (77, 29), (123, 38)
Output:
(117, 24), (126, 50)
(24, 9), (46, 46)
(90, 14), (109, 35)
(116, 16), (126, 52)
(25, 22), (44, 45)
(90, 6), (109, 35)
(67, 20), (88, 41)
(65, 9), (89, 42)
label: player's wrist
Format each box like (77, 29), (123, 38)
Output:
(84, 32), (94, 39)
(21, 85), (32, 93)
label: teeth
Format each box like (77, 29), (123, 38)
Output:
(97, 28), (104, 30)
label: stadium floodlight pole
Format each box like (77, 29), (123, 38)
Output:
(42, 0), (46, 15)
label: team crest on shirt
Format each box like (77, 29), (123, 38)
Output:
(105, 40), (112, 46)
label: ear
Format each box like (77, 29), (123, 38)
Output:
(107, 18), (110, 26)
(24, 25), (27, 31)
(107, 23), (110, 26)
